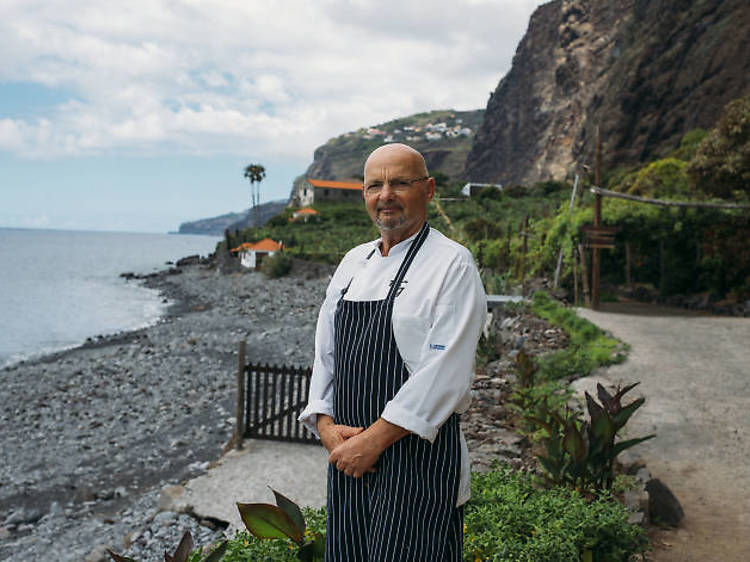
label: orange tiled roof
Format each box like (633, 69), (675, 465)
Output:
(231, 238), (282, 253)
(295, 207), (318, 215)
(307, 178), (362, 191)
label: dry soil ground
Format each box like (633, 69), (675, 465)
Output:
(578, 303), (750, 562)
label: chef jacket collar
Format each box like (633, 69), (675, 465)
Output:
(373, 228), (422, 258)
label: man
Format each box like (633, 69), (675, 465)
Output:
(299, 143), (486, 561)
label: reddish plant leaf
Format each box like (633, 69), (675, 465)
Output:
(271, 488), (306, 539)
(237, 502), (302, 543)
(170, 530), (194, 562)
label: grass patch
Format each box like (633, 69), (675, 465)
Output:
(531, 291), (628, 380)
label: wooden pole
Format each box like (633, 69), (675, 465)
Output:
(521, 216), (529, 292)
(553, 175), (580, 289)
(573, 244), (579, 305)
(578, 243), (591, 306)
(592, 194), (602, 310)
(659, 239), (666, 297)
(592, 127), (602, 310)
(589, 186), (750, 209)
(625, 241), (632, 288)
(235, 340), (246, 450)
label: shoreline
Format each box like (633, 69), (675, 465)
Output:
(0, 258), (333, 561)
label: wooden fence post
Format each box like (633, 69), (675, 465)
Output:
(235, 340), (246, 450)
(573, 245), (579, 305)
(659, 239), (666, 297)
(625, 241), (632, 288)
(578, 243), (591, 306)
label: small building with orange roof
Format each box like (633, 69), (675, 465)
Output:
(231, 238), (283, 269)
(295, 178), (362, 207)
(291, 207), (319, 222)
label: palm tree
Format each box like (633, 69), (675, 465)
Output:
(243, 163), (266, 227)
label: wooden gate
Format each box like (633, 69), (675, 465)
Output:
(234, 341), (319, 446)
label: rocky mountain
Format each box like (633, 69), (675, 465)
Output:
(177, 200), (287, 235)
(290, 109), (484, 201)
(464, 0), (750, 186)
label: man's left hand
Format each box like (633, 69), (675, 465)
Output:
(328, 431), (382, 478)
(328, 418), (410, 478)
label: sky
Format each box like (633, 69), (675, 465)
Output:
(0, 0), (546, 233)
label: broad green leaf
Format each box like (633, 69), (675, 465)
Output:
(271, 488), (306, 538)
(202, 540), (228, 562)
(107, 551), (138, 562)
(563, 425), (587, 462)
(582, 548), (593, 562)
(171, 530), (194, 562)
(612, 398), (645, 430)
(590, 409), (615, 444)
(612, 435), (656, 458)
(237, 502), (302, 543)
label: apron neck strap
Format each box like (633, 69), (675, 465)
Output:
(386, 222), (430, 302)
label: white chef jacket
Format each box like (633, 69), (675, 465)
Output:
(299, 227), (487, 506)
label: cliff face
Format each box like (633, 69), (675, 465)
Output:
(464, 0), (750, 185)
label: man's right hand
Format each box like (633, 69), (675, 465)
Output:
(317, 414), (363, 453)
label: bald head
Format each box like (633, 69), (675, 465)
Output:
(363, 143), (429, 180)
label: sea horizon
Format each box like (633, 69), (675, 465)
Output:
(0, 225), (218, 236)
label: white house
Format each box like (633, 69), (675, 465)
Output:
(461, 182), (503, 197)
(231, 238), (283, 269)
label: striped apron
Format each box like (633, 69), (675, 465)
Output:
(326, 223), (463, 562)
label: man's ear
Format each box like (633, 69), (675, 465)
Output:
(425, 177), (436, 201)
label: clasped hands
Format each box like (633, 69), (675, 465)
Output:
(317, 414), (409, 479)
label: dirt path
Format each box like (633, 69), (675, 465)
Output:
(577, 303), (750, 561)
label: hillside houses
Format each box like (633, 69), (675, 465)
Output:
(357, 116), (473, 144)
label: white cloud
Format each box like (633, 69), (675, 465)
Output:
(0, 0), (545, 161)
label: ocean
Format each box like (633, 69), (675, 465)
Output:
(0, 228), (221, 367)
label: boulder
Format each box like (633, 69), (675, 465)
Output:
(646, 478), (684, 526)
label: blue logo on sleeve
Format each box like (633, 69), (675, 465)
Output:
(429, 344), (446, 351)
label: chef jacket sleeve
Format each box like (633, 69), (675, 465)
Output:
(297, 257), (353, 438)
(380, 257), (486, 442)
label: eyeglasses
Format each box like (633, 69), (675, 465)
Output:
(364, 176), (429, 195)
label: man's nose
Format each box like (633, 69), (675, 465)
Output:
(380, 181), (397, 197)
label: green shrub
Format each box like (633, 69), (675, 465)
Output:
(530, 292), (627, 380)
(203, 472), (647, 562)
(465, 467), (648, 561)
(477, 185), (504, 201)
(262, 252), (293, 279)
(504, 184), (528, 198)
(688, 93), (750, 199)
(624, 158), (690, 198)
(266, 214), (289, 228)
